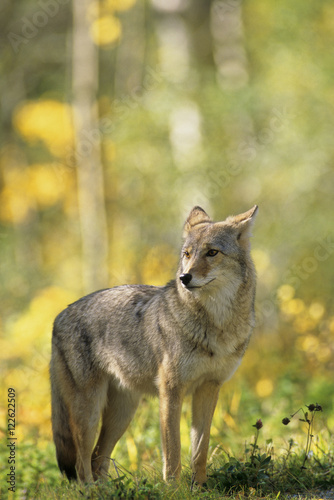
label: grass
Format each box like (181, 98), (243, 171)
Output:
(1, 404), (333, 500)
(2, 445), (333, 499)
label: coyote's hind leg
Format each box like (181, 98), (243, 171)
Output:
(92, 384), (140, 479)
(69, 382), (108, 483)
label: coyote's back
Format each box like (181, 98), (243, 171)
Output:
(50, 205), (258, 485)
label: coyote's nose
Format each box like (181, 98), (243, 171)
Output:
(179, 273), (192, 287)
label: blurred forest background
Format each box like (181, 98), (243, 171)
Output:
(1, 0), (334, 478)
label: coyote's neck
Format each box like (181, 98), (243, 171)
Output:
(199, 281), (240, 330)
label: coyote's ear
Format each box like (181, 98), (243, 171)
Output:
(183, 206), (212, 237)
(226, 205), (258, 250)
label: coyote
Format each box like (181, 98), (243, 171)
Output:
(50, 205), (258, 485)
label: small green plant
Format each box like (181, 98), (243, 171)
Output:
(208, 419), (272, 494)
(205, 406), (333, 498)
(250, 418), (264, 461)
(282, 403), (323, 469)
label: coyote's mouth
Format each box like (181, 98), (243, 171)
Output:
(185, 278), (216, 290)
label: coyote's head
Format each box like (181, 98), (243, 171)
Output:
(178, 205), (258, 294)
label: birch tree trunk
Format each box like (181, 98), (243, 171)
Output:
(72, 0), (109, 293)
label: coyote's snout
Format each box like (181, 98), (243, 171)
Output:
(179, 272), (193, 287)
(50, 205), (258, 485)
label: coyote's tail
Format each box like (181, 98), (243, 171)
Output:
(51, 372), (77, 481)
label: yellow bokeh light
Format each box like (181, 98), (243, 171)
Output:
(13, 100), (74, 157)
(0, 163), (73, 224)
(301, 335), (320, 352)
(180, 413), (191, 449)
(256, 378), (274, 398)
(126, 436), (138, 470)
(277, 284), (295, 302)
(308, 302), (325, 321)
(329, 317), (334, 334)
(316, 346), (331, 363)
(223, 412), (237, 430)
(28, 163), (72, 207)
(230, 389), (241, 415)
(252, 249), (271, 275)
(90, 15), (122, 46)
(2, 286), (77, 358)
(0, 184), (32, 224)
(1, 286), (78, 437)
(141, 245), (177, 286)
(293, 316), (316, 334)
(280, 298), (305, 316)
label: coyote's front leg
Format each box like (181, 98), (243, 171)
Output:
(191, 381), (220, 485)
(159, 379), (183, 481)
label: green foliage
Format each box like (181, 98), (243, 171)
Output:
(206, 450), (334, 498)
(208, 453), (272, 493)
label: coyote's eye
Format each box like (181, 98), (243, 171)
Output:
(206, 249), (219, 257)
(183, 250), (190, 259)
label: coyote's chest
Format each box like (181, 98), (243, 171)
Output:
(180, 343), (243, 395)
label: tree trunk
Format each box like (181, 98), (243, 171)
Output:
(210, 0), (249, 89)
(72, 0), (109, 293)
